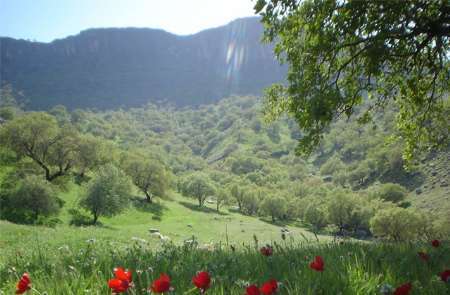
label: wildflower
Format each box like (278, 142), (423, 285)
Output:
(108, 278), (130, 293)
(150, 273), (172, 293)
(15, 273), (31, 294)
(393, 282), (412, 295)
(417, 251), (430, 262)
(309, 256), (324, 272)
(431, 240), (440, 248)
(440, 269), (450, 283)
(246, 284), (261, 295)
(192, 271), (211, 292)
(260, 279), (278, 295)
(108, 267), (132, 293)
(114, 267), (132, 283)
(260, 245), (273, 257)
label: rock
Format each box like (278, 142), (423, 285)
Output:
(149, 228), (160, 233)
(187, 224), (193, 228)
(415, 188), (422, 195)
(431, 171), (438, 176)
(207, 200), (215, 204)
(322, 175), (333, 182)
(440, 182), (448, 187)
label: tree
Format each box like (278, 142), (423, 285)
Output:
(182, 173), (215, 207)
(241, 188), (260, 216)
(80, 164), (132, 224)
(256, 0), (449, 161)
(260, 195), (287, 222)
(122, 152), (169, 203)
(371, 183), (407, 203)
(215, 189), (231, 212)
(75, 134), (111, 178)
(370, 207), (427, 241)
(326, 192), (373, 234)
(229, 182), (246, 211)
(0, 174), (62, 224)
(303, 201), (327, 233)
(0, 112), (79, 181)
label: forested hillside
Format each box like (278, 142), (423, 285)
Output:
(0, 17), (285, 109)
(1, 95), (448, 233)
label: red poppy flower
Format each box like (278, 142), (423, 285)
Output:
(114, 267), (132, 282)
(260, 279), (278, 295)
(15, 273), (31, 294)
(309, 256), (324, 272)
(246, 284), (261, 295)
(431, 240), (440, 247)
(108, 267), (132, 293)
(150, 273), (171, 293)
(192, 271), (211, 291)
(260, 246), (273, 257)
(393, 282), (412, 295)
(108, 278), (130, 293)
(417, 251), (430, 262)
(440, 269), (450, 283)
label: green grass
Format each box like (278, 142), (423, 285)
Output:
(1, 184), (449, 294)
(0, 184), (322, 262)
(0, 238), (448, 294)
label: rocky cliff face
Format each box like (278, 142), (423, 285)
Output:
(0, 17), (286, 109)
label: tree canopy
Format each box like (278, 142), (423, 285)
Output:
(255, 0), (449, 161)
(80, 164), (132, 224)
(0, 112), (79, 181)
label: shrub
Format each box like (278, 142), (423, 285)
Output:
(0, 174), (62, 224)
(370, 207), (428, 241)
(372, 183), (408, 203)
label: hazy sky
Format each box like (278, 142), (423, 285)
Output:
(0, 0), (256, 42)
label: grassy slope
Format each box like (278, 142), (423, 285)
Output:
(408, 151), (450, 220)
(0, 183), (322, 262)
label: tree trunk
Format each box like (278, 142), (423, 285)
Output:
(145, 191), (153, 203)
(93, 212), (98, 225)
(271, 214), (275, 222)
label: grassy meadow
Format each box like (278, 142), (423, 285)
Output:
(1, 185), (449, 294)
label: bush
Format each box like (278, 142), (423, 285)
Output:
(370, 207), (428, 241)
(68, 208), (94, 226)
(372, 183), (408, 203)
(0, 174), (62, 224)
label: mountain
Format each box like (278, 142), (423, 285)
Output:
(0, 17), (286, 110)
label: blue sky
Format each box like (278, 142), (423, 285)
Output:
(0, 0), (256, 42)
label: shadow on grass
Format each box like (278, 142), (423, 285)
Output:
(258, 217), (298, 228)
(178, 201), (229, 215)
(131, 197), (168, 221)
